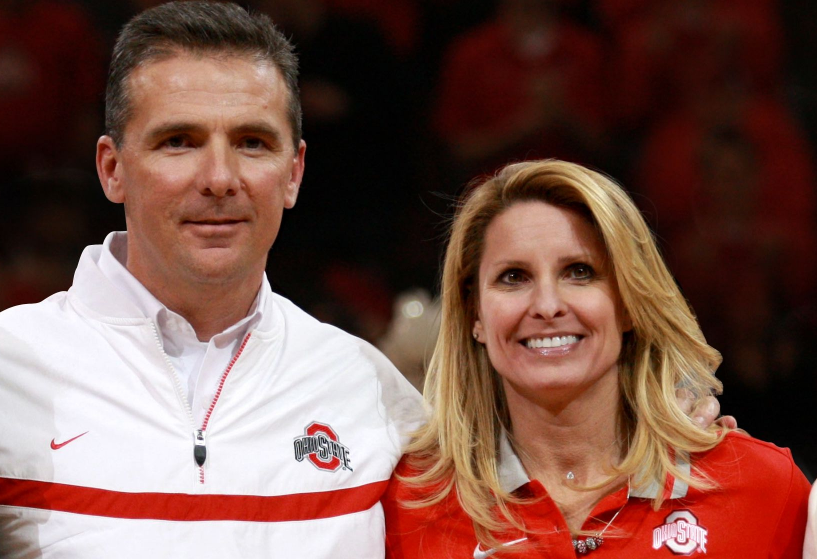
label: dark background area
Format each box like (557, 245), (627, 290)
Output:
(1, 0), (815, 479)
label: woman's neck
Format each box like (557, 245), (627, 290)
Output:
(505, 374), (628, 532)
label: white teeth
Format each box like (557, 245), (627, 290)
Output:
(526, 335), (579, 349)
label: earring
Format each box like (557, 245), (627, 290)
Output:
(473, 331), (479, 340)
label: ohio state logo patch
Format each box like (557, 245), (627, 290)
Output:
(653, 510), (708, 554)
(293, 422), (353, 472)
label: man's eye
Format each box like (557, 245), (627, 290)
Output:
(499, 269), (526, 284)
(241, 137), (266, 150)
(568, 264), (594, 280)
(163, 136), (189, 149)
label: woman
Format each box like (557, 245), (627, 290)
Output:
(383, 160), (809, 557)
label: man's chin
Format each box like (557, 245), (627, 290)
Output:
(181, 250), (259, 285)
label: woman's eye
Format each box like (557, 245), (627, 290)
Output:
(568, 264), (594, 280)
(499, 269), (526, 284)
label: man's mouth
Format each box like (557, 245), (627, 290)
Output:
(186, 218), (244, 225)
(182, 218), (248, 237)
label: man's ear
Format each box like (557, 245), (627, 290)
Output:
(283, 140), (306, 209)
(96, 135), (125, 204)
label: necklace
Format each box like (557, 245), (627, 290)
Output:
(571, 482), (629, 555)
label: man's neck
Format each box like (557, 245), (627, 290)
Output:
(131, 268), (263, 342)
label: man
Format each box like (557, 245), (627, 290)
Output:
(0, 2), (422, 557)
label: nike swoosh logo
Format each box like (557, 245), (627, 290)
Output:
(50, 431), (89, 450)
(474, 537), (528, 558)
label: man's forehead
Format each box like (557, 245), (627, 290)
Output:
(124, 51), (289, 127)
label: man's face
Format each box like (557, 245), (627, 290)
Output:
(97, 52), (305, 292)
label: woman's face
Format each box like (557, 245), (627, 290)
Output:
(473, 201), (630, 407)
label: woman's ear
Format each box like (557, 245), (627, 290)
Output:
(473, 318), (484, 343)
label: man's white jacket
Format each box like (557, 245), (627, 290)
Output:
(0, 242), (424, 558)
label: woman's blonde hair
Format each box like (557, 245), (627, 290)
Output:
(403, 159), (726, 547)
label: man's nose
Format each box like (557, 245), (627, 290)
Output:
(198, 141), (239, 197)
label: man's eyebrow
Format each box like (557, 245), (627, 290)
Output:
(232, 122), (284, 143)
(144, 121), (286, 145)
(145, 122), (207, 143)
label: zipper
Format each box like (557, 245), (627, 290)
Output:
(194, 429), (206, 466)
(149, 322), (196, 430)
(150, 323), (252, 484)
(195, 332), (252, 483)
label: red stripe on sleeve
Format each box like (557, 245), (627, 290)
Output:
(0, 477), (387, 521)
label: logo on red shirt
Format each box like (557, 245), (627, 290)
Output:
(293, 422), (353, 472)
(653, 510), (708, 554)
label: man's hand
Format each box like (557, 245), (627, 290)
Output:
(677, 388), (738, 430)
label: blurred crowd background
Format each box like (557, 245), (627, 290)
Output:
(1, 0), (815, 478)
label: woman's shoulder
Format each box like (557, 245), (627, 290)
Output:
(384, 455), (461, 516)
(697, 431), (806, 484)
(692, 431), (810, 515)
(384, 456), (477, 558)
(688, 432), (811, 558)
(384, 456), (425, 505)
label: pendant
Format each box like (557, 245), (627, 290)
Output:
(573, 535), (603, 554)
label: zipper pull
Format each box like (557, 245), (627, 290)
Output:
(194, 429), (206, 467)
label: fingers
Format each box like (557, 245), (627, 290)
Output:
(691, 396), (720, 429)
(675, 390), (735, 430)
(675, 387), (695, 415)
(716, 415), (738, 430)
